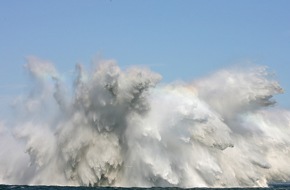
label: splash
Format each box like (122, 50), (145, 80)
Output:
(0, 57), (290, 187)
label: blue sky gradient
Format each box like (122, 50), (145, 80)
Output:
(1, 0), (290, 111)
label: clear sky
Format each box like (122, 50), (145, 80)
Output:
(1, 0), (290, 113)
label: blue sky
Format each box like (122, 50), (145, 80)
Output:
(1, 0), (290, 113)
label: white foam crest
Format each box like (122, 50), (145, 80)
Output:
(0, 58), (290, 187)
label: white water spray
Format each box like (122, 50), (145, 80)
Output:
(0, 57), (290, 187)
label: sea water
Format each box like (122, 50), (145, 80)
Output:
(1, 58), (290, 187)
(1, 185), (290, 190)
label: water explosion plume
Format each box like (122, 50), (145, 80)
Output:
(0, 57), (290, 187)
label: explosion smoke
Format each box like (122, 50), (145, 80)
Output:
(0, 57), (289, 187)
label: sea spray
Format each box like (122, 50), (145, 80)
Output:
(0, 57), (290, 187)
